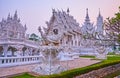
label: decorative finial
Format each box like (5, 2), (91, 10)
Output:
(67, 8), (70, 14)
(85, 8), (90, 22)
(86, 8), (89, 19)
(14, 10), (18, 20)
(7, 13), (11, 20)
(99, 8), (101, 16)
(52, 9), (56, 13)
(38, 26), (42, 33)
(24, 24), (27, 30)
(86, 8), (88, 15)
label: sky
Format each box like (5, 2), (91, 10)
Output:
(0, 0), (120, 35)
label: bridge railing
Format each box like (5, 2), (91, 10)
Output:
(0, 38), (42, 48)
(0, 55), (42, 67)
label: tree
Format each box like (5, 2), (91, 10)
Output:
(104, 6), (120, 44)
(29, 33), (40, 41)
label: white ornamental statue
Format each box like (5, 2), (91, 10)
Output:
(34, 9), (70, 75)
(95, 46), (107, 59)
(38, 25), (63, 45)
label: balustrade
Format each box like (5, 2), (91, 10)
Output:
(0, 56), (42, 67)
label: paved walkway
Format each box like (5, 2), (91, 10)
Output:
(0, 58), (100, 77)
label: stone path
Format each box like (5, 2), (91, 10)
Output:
(0, 58), (100, 77)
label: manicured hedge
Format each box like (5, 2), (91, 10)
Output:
(38, 60), (120, 78)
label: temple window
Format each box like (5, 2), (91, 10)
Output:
(78, 41), (80, 46)
(66, 41), (68, 44)
(9, 31), (14, 37)
(75, 41), (77, 45)
(71, 40), (73, 45)
(60, 39), (62, 44)
(53, 29), (58, 35)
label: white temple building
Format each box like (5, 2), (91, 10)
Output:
(0, 11), (41, 57)
(0, 9), (109, 68)
(38, 8), (108, 60)
(38, 9), (82, 51)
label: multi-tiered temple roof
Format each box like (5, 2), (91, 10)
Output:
(45, 9), (81, 34)
(0, 11), (27, 39)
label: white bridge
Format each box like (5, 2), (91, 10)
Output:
(0, 38), (41, 48)
(0, 38), (43, 67)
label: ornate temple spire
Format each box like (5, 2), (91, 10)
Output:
(52, 9), (56, 15)
(81, 8), (95, 35)
(14, 10), (18, 20)
(98, 8), (102, 17)
(85, 8), (90, 22)
(96, 8), (104, 34)
(97, 8), (103, 21)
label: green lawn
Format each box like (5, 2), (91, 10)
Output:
(107, 52), (116, 55)
(80, 55), (95, 58)
(12, 73), (35, 78)
(80, 55), (120, 61)
(12, 55), (120, 78)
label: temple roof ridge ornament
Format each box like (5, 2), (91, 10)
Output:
(67, 8), (70, 14)
(99, 8), (101, 16)
(24, 24), (27, 30)
(14, 10), (18, 20)
(2, 18), (5, 22)
(85, 8), (90, 22)
(97, 8), (103, 20)
(7, 13), (11, 21)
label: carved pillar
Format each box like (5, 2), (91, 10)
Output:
(63, 36), (67, 46)
(34, 49), (38, 55)
(24, 48), (29, 56)
(72, 34), (75, 46)
(17, 32), (20, 38)
(69, 35), (72, 47)
(63, 37), (65, 46)
(3, 44), (9, 57)
(76, 34), (79, 46)
(68, 36), (71, 46)
(28, 48), (33, 56)
(18, 47), (23, 56)
(6, 30), (9, 38)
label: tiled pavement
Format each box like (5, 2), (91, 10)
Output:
(0, 58), (100, 77)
